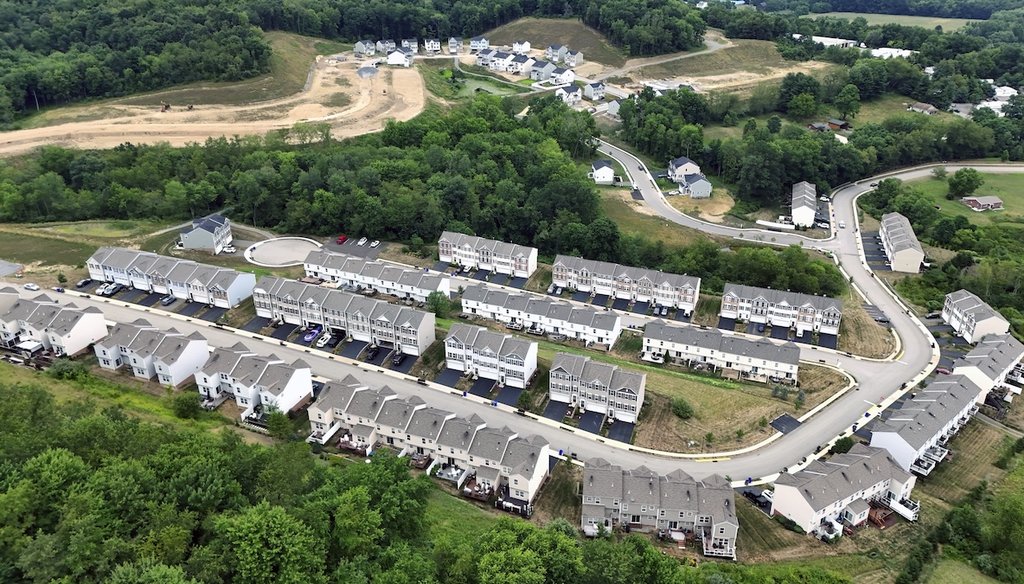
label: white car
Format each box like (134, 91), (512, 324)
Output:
(762, 489), (774, 502)
(23, 283), (40, 291)
(369, 240), (380, 248)
(222, 245), (237, 254)
(838, 221), (846, 229)
(315, 332), (334, 348)
(816, 222), (830, 229)
(357, 237), (368, 246)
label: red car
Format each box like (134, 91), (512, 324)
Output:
(336, 235), (348, 244)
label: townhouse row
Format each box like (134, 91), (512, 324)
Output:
(460, 284), (622, 348)
(552, 254), (702, 315)
(444, 323), (538, 389)
(581, 459), (738, 559)
(720, 283), (843, 337)
(644, 320), (801, 385)
(307, 374), (551, 511)
(0, 289), (108, 357)
(354, 36), (489, 57)
(549, 353), (646, 424)
(437, 231), (538, 278)
(94, 319), (209, 387)
(253, 276), (436, 356)
(303, 249), (450, 302)
(87, 247), (256, 308)
(879, 212), (924, 274)
(941, 289), (1009, 343)
(475, 50), (576, 84)
(196, 344), (313, 420)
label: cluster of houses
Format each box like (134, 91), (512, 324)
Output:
(306, 373), (551, 515)
(0, 289), (108, 358)
(581, 460), (738, 559)
(438, 231), (538, 279)
(879, 212), (925, 274)
(303, 249), (450, 302)
(719, 283), (843, 338)
(177, 214), (233, 255)
(252, 276), (437, 357)
(551, 254), (702, 316)
(95, 319), (209, 387)
(86, 248), (257, 308)
(357, 35), (491, 57)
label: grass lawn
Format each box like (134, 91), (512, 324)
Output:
(802, 12), (975, 31)
(916, 422), (1012, 503)
(927, 559), (1002, 584)
(485, 17), (626, 67)
(907, 172), (1024, 227)
(598, 189), (713, 248)
(531, 461), (581, 525)
(838, 290), (897, 359)
(667, 188), (736, 223)
(423, 486), (499, 539)
(39, 219), (173, 240)
(0, 229), (96, 267)
(636, 39), (793, 79)
(843, 93), (951, 126)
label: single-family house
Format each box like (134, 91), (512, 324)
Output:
(550, 67), (575, 85)
(376, 39), (397, 54)
(354, 40), (376, 56)
(720, 283), (842, 337)
(606, 99), (621, 117)
(400, 38), (418, 53)
(555, 85), (582, 105)
(178, 214), (233, 254)
(791, 181), (817, 227)
(590, 160), (615, 185)
(512, 40), (531, 54)
(583, 82), (605, 101)
(437, 231), (538, 278)
(508, 54), (534, 74)
(551, 255), (702, 314)
(448, 37), (463, 54)
(529, 60), (556, 81)
(470, 35), (489, 52)
(667, 156), (701, 183)
(549, 353), (646, 423)
(475, 48), (497, 67)
(445, 323), (538, 389)
(962, 196), (1003, 211)
(387, 48), (413, 67)
(565, 50), (583, 67)
(908, 102), (939, 115)
(880, 212), (924, 273)
(941, 289), (1009, 344)
(681, 174), (712, 199)
(545, 44), (567, 61)
(424, 38), (441, 53)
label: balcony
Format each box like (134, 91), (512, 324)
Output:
(337, 435), (369, 456)
(461, 476), (494, 502)
(911, 457), (935, 476)
(700, 526), (737, 559)
(409, 452), (431, 469)
(923, 445), (949, 464)
(889, 496), (921, 521)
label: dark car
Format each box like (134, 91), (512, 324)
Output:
(75, 278), (93, 289)
(160, 295), (176, 306)
(325, 335), (342, 348)
(365, 345), (380, 360)
(391, 353), (406, 367)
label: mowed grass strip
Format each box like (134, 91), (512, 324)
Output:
(907, 172), (1024, 227)
(485, 17), (626, 67)
(423, 487), (499, 539)
(927, 559), (1002, 584)
(916, 422), (1011, 503)
(802, 12), (974, 31)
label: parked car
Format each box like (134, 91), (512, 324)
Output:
(660, 306), (669, 317)
(336, 234), (348, 244)
(52, 287), (65, 293)
(924, 311), (941, 319)
(326, 335), (342, 349)
(302, 326), (322, 343)
(757, 323), (766, 333)
(546, 284), (555, 294)
(105, 283), (124, 296)
(554, 286), (563, 295)
(75, 278), (93, 289)
(391, 353), (406, 366)
(369, 240), (380, 248)
(762, 489), (774, 502)
(315, 332), (334, 348)
(222, 245), (237, 254)
(357, 237), (368, 246)
(23, 283), (40, 291)
(816, 222), (831, 229)
(365, 345), (379, 360)
(160, 295), (176, 306)
(936, 367), (952, 375)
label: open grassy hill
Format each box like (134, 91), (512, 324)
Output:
(484, 17), (626, 66)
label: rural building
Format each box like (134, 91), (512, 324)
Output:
(551, 255), (701, 315)
(448, 37), (463, 53)
(386, 48), (413, 67)
(460, 284), (622, 348)
(195, 345), (312, 421)
(512, 40), (531, 54)
(681, 174), (712, 199)
(424, 38), (441, 53)
(644, 320), (800, 384)
(827, 118), (851, 130)
(993, 85), (1018, 100)
(354, 40), (376, 56)
(303, 249), (450, 302)
(565, 50), (584, 67)
(807, 122), (829, 132)
(791, 181), (817, 227)
(962, 195), (1003, 211)
(581, 460), (738, 559)
(584, 82), (605, 101)
(252, 276), (436, 356)
(444, 323), (538, 389)
(376, 39), (396, 53)
(941, 289), (1009, 344)
(908, 102), (939, 115)
(791, 33), (858, 48)
(667, 156), (701, 183)
(470, 35), (489, 52)
(879, 212), (925, 273)
(94, 320), (209, 387)
(549, 353), (646, 423)
(0, 292), (107, 357)
(437, 231), (538, 278)
(590, 160), (615, 185)
(869, 47), (917, 59)
(771, 444), (919, 536)
(555, 85), (582, 105)
(178, 213), (233, 254)
(87, 247), (256, 308)
(545, 44), (568, 61)
(720, 283), (842, 337)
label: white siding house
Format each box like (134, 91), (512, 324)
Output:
(0, 293), (107, 357)
(437, 231), (538, 278)
(941, 289), (1009, 344)
(720, 283), (842, 337)
(303, 249), (450, 302)
(444, 323), (538, 389)
(549, 353), (646, 423)
(551, 255), (701, 315)
(178, 214), (232, 254)
(590, 160), (615, 185)
(880, 213), (924, 273)
(667, 156), (701, 183)
(791, 181), (817, 228)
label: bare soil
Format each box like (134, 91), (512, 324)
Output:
(667, 188), (735, 223)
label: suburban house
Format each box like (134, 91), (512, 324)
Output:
(771, 444), (920, 537)
(303, 249), (450, 302)
(953, 333), (1024, 398)
(253, 276), (436, 356)
(434, 414), (487, 478)
(584, 82), (605, 101)
(488, 51), (514, 72)
(405, 406), (458, 456)
(644, 320), (801, 384)
(720, 283), (843, 337)
(400, 38), (418, 53)
(880, 212), (925, 273)
(545, 44), (568, 61)
(386, 48), (413, 67)
(512, 40), (531, 54)
(581, 460), (738, 559)
(529, 60), (557, 81)
(941, 289), (1009, 344)
(460, 284), (622, 348)
(179, 214), (233, 254)
(681, 174), (712, 199)
(0, 293), (107, 357)
(565, 50), (584, 67)
(338, 386), (398, 454)
(307, 375), (369, 444)
(94, 320), (209, 387)
(444, 323), (539, 389)
(437, 231), (538, 278)
(908, 102), (939, 115)
(373, 395), (427, 452)
(551, 254), (702, 315)
(376, 39), (396, 53)
(475, 48), (497, 67)
(497, 434), (550, 513)
(962, 195), (1004, 211)
(870, 375), (985, 475)
(448, 37), (463, 53)
(424, 38), (441, 53)
(549, 353), (646, 424)
(550, 67), (575, 85)
(195, 345), (313, 421)
(791, 181), (817, 227)
(465, 426), (517, 496)
(555, 85), (582, 105)
(508, 54), (535, 75)
(86, 247), (256, 308)
(590, 160), (615, 185)
(667, 156), (701, 183)
(470, 35), (489, 52)
(606, 99), (621, 117)
(354, 40), (376, 56)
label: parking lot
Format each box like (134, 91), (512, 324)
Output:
(861, 231), (891, 270)
(322, 237), (382, 259)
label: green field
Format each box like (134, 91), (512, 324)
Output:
(927, 559), (1002, 584)
(637, 39), (794, 78)
(598, 190), (711, 249)
(0, 229), (95, 267)
(485, 17), (626, 67)
(907, 172), (1024, 227)
(803, 12), (975, 31)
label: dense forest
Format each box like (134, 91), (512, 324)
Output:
(760, 0), (1019, 19)
(0, 381), (864, 584)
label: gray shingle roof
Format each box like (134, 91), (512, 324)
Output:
(723, 283), (842, 313)
(468, 426), (517, 461)
(872, 375), (983, 450)
(881, 212), (923, 255)
(501, 434), (548, 475)
(645, 320), (800, 365)
(956, 333), (1024, 381)
(436, 414), (485, 451)
(439, 231), (537, 261)
(406, 407), (453, 441)
(946, 289), (1006, 326)
(462, 284), (619, 333)
(553, 254), (700, 291)
(775, 444), (911, 512)
(445, 323), (535, 359)
(345, 386), (397, 420)
(373, 396), (426, 432)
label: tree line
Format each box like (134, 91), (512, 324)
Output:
(0, 381), (862, 584)
(759, 0), (1019, 20)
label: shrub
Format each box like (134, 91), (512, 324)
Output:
(671, 397), (694, 420)
(170, 392), (202, 419)
(46, 359), (89, 381)
(831, 436), (854, 455)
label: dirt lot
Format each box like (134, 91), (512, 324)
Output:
(667, 188), (735, 223)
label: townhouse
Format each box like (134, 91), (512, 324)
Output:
(460, 284), (622, 348)
(720, 283), (843, 337)
(444, 323), (538, 389)
(373, 395), (427, 452)
(437, 231), (538, 278)
(434, 414), (487, 476)
(549, 353), (646, 423)
(552, 255), (702, 315)
(87, 247), (256, 308)
(791, 181), (817, 228)
(194, 344), (313, 419)
(880, 212), (924, 273)
(466, 426), (518, 495)
(581, 459), (738, 559)
(307, 374), (368, 443)
(303, 249), (450, 302)
(338, 386), (398, 453)
(953, 333), (1024, 399)
(771, 444), (919, 536)
(448, 37), (463, 54)
(644, 320), (801, 384)
(941, 289), (1009, 344)
(253, 276), (436, 356)
(93, 319), (209, 386)
(178, 214), (233, 254)
(488, 51), (514, 72)
(498, 434), (550, 512)
(0, 292), (107, 357)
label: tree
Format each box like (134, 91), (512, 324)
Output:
(671, 397), (694, 420)
(266, 411), (293, 441)
(831, 436), (854, 454)
(215, 502), (324, 584)
(778, 73), (821, 111)
(767, 115), (782, 133)
(787, 93), (819, 119)
(171, 392), (202, 420)
(56, 271), (67, 285)
(833, 84), (861, 120)
(947, 168), (984, 198)
(426, 291), (453, 318)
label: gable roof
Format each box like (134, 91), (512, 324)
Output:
(723, 283), (842, 313)
(775, 444), (911, 512)
(792, 181), (817, 211)
(881, 212), (923, 255)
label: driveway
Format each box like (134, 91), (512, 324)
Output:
(495, 386), (522, 406)
(508, 277), (527, 289)
(631, 301), (650, 315)
(606, 421), (635, 444)
(612, 298), (630, 311)
(241, 316), (271, 332)
(177, 302), (206, 317)
(771, 414), (802, 434)
(543, 401), (570, 421)
(592, 294), (609, 307)
(571, 291), (590, 303)
(365, 346), (393, 366)
(578, 411), (604, 434)
(270, 323), (298, 340)
(436, 368), (463, 388)
(339, 340), (368, 359)
(472, 269), (490, 281)
(717, 316), (735, 331)
(136, 292), (163, 307)
(390, 354), (416, 374)
(200, 307), (227, 322)
(469, 377), (495, 398)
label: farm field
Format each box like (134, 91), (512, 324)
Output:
(907, 172), (1024, 227)
(803, 12), (975, 31)
(485, 17), (626, 67)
